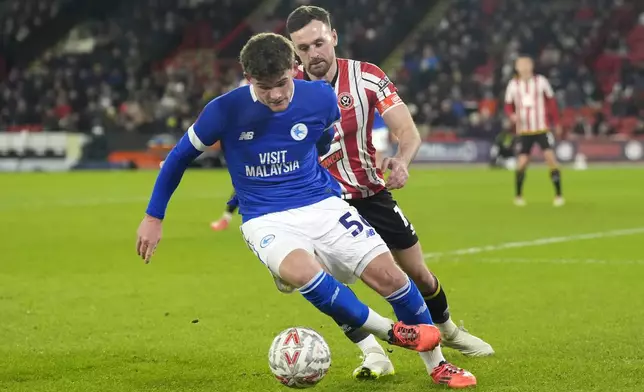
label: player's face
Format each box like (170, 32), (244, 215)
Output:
(248, 66), (298, 112)
(516, 58), (534, 78)
(290, 20), (337, 78)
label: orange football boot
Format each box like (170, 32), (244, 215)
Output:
(210, 217), (231, 231)
(430, 361), (477, 388)
(388, 322), (441, 352)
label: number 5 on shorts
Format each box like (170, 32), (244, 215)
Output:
(339, 211), (372, 237)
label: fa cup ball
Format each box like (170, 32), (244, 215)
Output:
(268, 327), (331, 388)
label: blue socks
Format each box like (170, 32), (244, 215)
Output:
(299, 271), (370, 328)
(386, 278), (433, 325)
(299, 271), (433, 332)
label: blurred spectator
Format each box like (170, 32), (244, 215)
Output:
(634, 120), (644, 137)
(1, 0), (64, 46)
(394, 0), (640, 140)
(0, 0), (641, 142)
(571, 115), (594, 139)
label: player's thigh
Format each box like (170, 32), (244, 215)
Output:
(306, 197), (390, 285)
(517, 135), (536, 156)
(539, 133), (559, 167)
(240, 216), (314, 280)
(349, 190), (418, 251)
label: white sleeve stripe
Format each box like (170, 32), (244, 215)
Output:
(541, 76), (554, 97)
(364, 82), (393, 99)
(504, 80), (515, 103)
(188, 125), (208, 151)
(361, 72), (381, 84)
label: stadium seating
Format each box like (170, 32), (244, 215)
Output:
(0, 0), (68, 47)
(0, 0), (641, 140)
(0, 0), (261, 134)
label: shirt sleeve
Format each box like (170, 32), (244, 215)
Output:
(504, 80), (516, 116)
(145, 99), (227, 219)
(188, 98), (227, 151)
(360, 62), (404, 116)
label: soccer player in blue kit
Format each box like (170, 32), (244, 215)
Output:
(136, 33), (443, 356)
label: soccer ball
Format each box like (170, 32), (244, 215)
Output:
(268, 327), (331, 388)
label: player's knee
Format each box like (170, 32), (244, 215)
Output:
(544, 151), (558, 168)
(360, 252), (409, 297)
(409, 268), (436, 294)
(277, 249), (323, 288)
(392, 244), (436, 293)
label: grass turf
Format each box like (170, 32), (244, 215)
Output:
(1, 166), (643, 391)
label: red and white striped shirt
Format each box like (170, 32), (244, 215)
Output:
(297, 58), (404, 199)
(504, 74), (560, 134)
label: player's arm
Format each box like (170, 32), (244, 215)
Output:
(146, 100), (224, 219)
(136, 99), (225, 263)
(362, 63), (419, 189)
(381, 104), (421, 167)
(541, 76), (561, 135)
(504, 81), (517, 123)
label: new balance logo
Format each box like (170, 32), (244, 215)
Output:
(239, 131), (254, 140)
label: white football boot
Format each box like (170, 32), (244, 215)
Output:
(553, 196), (565, 207)
(438, 320), (495, 357)
(352, 347), (395, 380)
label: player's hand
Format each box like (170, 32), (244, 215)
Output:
(509, 114), (518, 123)
(381, 157), (409, 190)
(136, 214), (163, 264)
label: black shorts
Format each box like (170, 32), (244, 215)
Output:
(517, 132), (555, 155)
(346, 190), (418, 250)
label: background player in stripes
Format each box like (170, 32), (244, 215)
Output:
(286, 5), (491, 388)
(504, 56), (564, 207)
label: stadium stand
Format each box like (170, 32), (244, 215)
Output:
(1, 0), (67, 47)
(0, 0), (642, 143)
(0, 0), (262, 134)
(392, 0), (643, 140)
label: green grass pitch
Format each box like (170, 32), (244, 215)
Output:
(1, 166), (643, 391)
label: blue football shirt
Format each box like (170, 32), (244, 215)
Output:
(146, 79), (342, 222)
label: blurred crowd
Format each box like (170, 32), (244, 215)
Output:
(394, 0), (644, 139)
(0, 0), (643, 140)
(0, 0), (260, 134)
(1, 0), (66, 47)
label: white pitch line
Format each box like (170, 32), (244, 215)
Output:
(473, 257), (644, 265)
(423, 227), (644, 259)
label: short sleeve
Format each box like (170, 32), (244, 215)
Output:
(504, 81), (516, 104)
(188, 98), (227, 151)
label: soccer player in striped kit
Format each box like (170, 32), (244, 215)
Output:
(284, 5), (493, 389)
(504, 56), (564, 207)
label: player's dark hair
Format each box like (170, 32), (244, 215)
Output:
(286, 5), (332, 34)
(239, 33), (295, 81)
